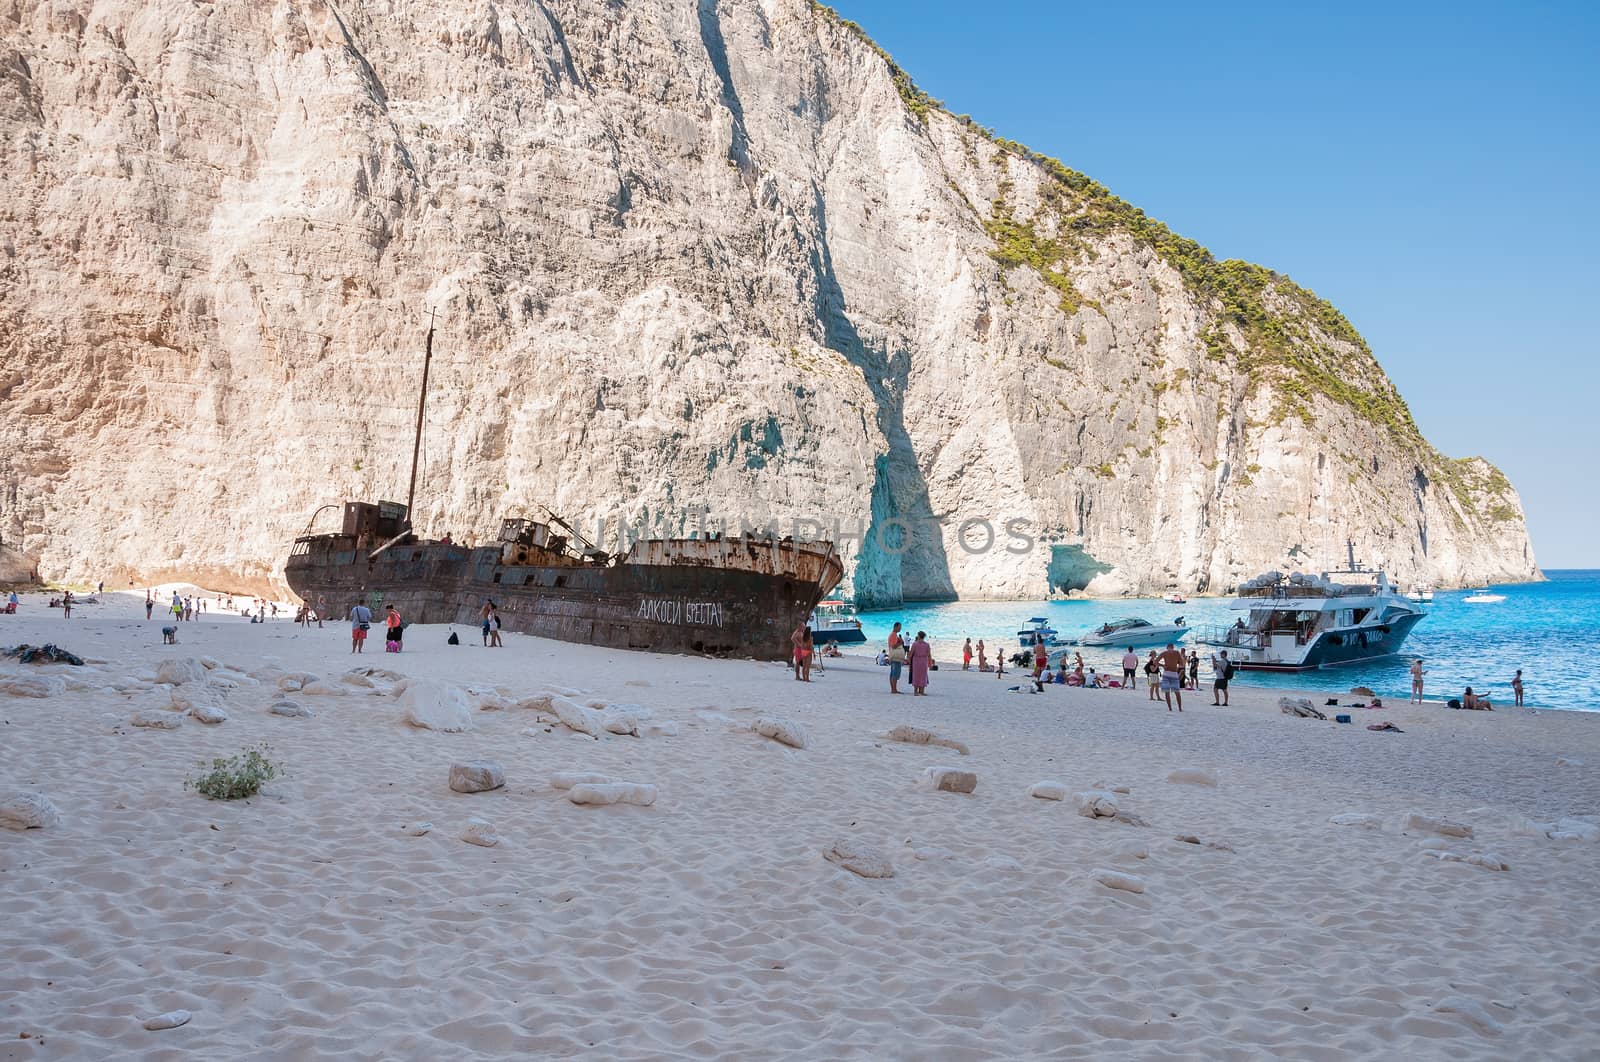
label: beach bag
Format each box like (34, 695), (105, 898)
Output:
(385, 641), (399, 653)
(1446, 698), (1461, 709)
(359, 622), (370, 630)
(447, 631), (460, 645)
(1225, 662), (1236, 680)
(888, 644), (907, 664)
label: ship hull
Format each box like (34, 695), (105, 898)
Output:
(1223, 612), (1426, 671)
(285, 537), (841, 661)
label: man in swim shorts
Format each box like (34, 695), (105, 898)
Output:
(1157, 642), (1186, 712)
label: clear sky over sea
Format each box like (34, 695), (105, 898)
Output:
(830, 0), (1598, 568)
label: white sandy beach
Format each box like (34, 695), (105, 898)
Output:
(2, 589), (1598, 1060)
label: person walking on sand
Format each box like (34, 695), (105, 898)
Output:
(909, 631), (933, 695)
(145, 591), (154, 620)
(1410, 658), (1426, 703)
(1158, 642), (1186, 711)
(1032, 637), (1049, 680)
(479, 600), (495, 646)
(1121, 647), (1139, 690)
(1187, 650), (1200, 691)
(799, 626), (815, 682)
(791, 623), (806, 681)
(489, 606), (503, 647)
(1210, 649), (1231, 706)
(887, 622), (906, 694)
(61, 590), (72, 619)
(977, 639), (987, 671)
(385, 605), (403, 651)
(349, 600), (372, 653)
(1512, 668), (1524, 707)
(995, 645), (1005, 679)
(1145, 650), (1160, 701)
(962, 638), (973, 671)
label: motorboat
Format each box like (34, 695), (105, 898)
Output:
(1463, 588), (1506, 603)
(1194, 544), (1424, 671)
(1075, 616), (1192, 648)
(1016, 617), (1066, 648)
(810, 600), (866, 644)
(1164, 592), (1187, 604)
(1406, 583), (1435, 603)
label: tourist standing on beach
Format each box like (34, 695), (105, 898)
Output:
(1410, 659), (1426, 703)
(887, 622), (905, 694)
(385, 605), (403, 651)
(962, 638), (972, 671)
(489, 606), (503, 647)
(1121, 647), (1139, 690)
(977, 639), (987, 671)
(1032, 637), (1048, 679)
(1145, 651), (1160, 701)
(1158, 642), (1186, 711)
(1512, 669), (1524, 707)
(144, 592), (153, 620)
(479, 600), (495, 646)
(1210, 650), (1231, 706)
(1187, 650), (1200, 691)
(61, 591), (72, 619)
(349, 600), (372, 653)
(800, 626), (814, 682)
(909, 631), (932, 695)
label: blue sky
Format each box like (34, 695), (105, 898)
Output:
(830, 0), (1598, 568)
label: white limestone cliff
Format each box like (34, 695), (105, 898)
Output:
(0, 0), (1538, 602)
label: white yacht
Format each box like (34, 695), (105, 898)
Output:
(1016, 617), (1066, 648)
(809, 600), (866, 644)
(1195, 546), (1424, 671)
(1463, 588), (1506, 603)
(1407, 583), (1435, 603)
(1075, 616), (1191, 648)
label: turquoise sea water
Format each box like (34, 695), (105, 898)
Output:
(857, 570), (1598, 712)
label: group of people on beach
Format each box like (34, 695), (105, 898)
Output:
(1409, 658), (1524, 709)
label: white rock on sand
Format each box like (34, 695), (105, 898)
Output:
(461, 818), (499, 847)
(402, 822), (433, 836)
(130, 711), (181, 730)
(449, 761), (506, 793)
(600, 703), (653, 736)
(885, 724), (969, 755)
(752, 717), (807, 749)
(0, 792), (61, 830)
(922, 766), (977, 794)
(567, 782), (657, 807)
(1329, 812), (1384, 829)
(277, 673), (318, 693)
(544, 695), (607, 737)
(268, 701), (312, 718)
(188, 702), (228, 724)
(1, 675), (65, 698)
(155, 658), (207, 686)
(823, 839), (895, 879)
(1075, 791), (1121, 819)
(142, 1009), (192, 1031)
(399, 680), (474, 732)
(1093, 869), (1146, 893)
(1400, 812), (1473, 838)
(1423, 849), (1510, 871)
(1029, 781), (1069, 801)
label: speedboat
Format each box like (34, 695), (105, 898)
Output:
(1016, 617), (1066, 648)
(1164, 592), (1187, 604)
(1194, 545), (1424, 671)
(1463, 588), (1505, 603)
(810, 600), (866, 644)
(1407, 583), (1435, 603)
(1075, 616), (1191, 648)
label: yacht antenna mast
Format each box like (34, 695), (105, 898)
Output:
(405, 308), (436, 525)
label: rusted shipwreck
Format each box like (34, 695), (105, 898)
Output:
(286, 503), (844, 659)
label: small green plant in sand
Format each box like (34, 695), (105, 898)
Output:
(185, 744), (282, 801)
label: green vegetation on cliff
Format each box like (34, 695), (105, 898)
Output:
(809, 3), (939, 121)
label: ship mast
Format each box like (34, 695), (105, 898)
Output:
(405, 308), (436, 526)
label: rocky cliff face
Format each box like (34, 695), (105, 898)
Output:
(0, 0), (1539, 600)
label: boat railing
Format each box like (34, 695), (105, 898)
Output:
(1194, 624), (1267, 649)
